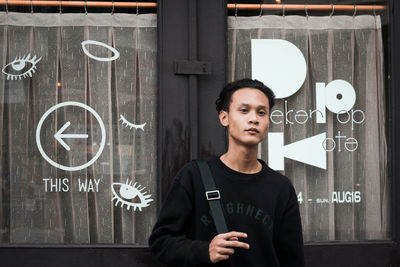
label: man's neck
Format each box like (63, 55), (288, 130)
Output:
(220, 144), (261, 174)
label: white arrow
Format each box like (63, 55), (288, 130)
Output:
(54, 121), (88, 151)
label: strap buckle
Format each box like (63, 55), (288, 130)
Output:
(206, 190), (220, 201)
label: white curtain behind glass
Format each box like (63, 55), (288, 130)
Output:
(0, 13), (157, 244)
(227, 15), (388, 242)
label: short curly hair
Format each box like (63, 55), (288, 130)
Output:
(215, 78), (275, 113)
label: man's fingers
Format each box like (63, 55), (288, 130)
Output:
(209, 231), (249, 263)
(218, 247), (235, 255)
(221, 231), (247, 239)
(224, 240), (250, 249)
(216, 254), (229, 262)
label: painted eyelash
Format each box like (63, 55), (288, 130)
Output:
(2, 54), (41, 80)
(111, 179), (153, 211)
(119, 114), (146, 131)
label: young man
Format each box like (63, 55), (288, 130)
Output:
(149, 79), (304, 266)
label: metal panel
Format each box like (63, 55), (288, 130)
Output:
(389, 0), (400, 247)
(0, 246), (163, 267)
(305, 242), (400, 267)
(158, 0), (227, 202)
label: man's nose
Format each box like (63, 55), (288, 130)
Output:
(248, 111), (259, 124)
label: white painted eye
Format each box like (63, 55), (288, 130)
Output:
(119, 114), (146, 131)
(81, 40), (120, 62)
(2, 54), (41, 80)
(112, 179), (153, 211)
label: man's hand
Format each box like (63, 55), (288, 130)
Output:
(209, 231), (250, 263)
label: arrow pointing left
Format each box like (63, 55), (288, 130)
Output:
(54, 121), (88, 151)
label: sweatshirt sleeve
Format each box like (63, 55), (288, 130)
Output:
(276, 185), (305, 267)
(148, 175), (212, 266)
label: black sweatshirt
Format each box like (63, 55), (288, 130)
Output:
(149, 157), (304, 267)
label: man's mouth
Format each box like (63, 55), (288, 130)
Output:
(245, 128), (259, 133)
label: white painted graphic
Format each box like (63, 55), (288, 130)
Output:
(119, 114), (146, 131)
(251, 39), (307, 99)
(332, 191), (361, 203)
(297, 191), (361, 204)
(316, 80), (356, 123)
(268, 132), (327, 170)
(112, 179), (153, 211)
(81, 40), (120, 62)
(252, 39), (366, 171)
(78, 178), (100, 192)
(2, 54), (41, 80)
(54, 121), (89, 151)
(36, 101), (106, 171)
(41, 177), (102, 193)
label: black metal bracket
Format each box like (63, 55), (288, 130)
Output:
(173, 60), (212, 75)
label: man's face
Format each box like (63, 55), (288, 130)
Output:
(219, 88), (270, 147)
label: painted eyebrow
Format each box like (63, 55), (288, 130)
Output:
(238, 103), (268, 109)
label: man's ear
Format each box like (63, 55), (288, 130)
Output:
(219, 110), (229, 127)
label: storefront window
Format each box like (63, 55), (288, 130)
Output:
(0, 13), (157, 244)
(227, 14), (389, 241)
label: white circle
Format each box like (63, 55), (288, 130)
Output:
(36, 101), (106, 171)
(325, 80), (356, 113)
(81, 40), (120, 62)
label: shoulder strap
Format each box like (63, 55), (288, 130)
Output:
(196, 160), (228, 234)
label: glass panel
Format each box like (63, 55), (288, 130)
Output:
(227, 15), (389, 242)
(0, 13), (157, 244)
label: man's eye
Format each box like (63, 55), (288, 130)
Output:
(240, 108), (248, 113)
(259, 111), (266, 115)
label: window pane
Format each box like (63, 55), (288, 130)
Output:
(0, 13), (157, 244)
(227, 15), (389, 241)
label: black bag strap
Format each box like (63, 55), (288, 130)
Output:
(196, 160), (228, 234)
